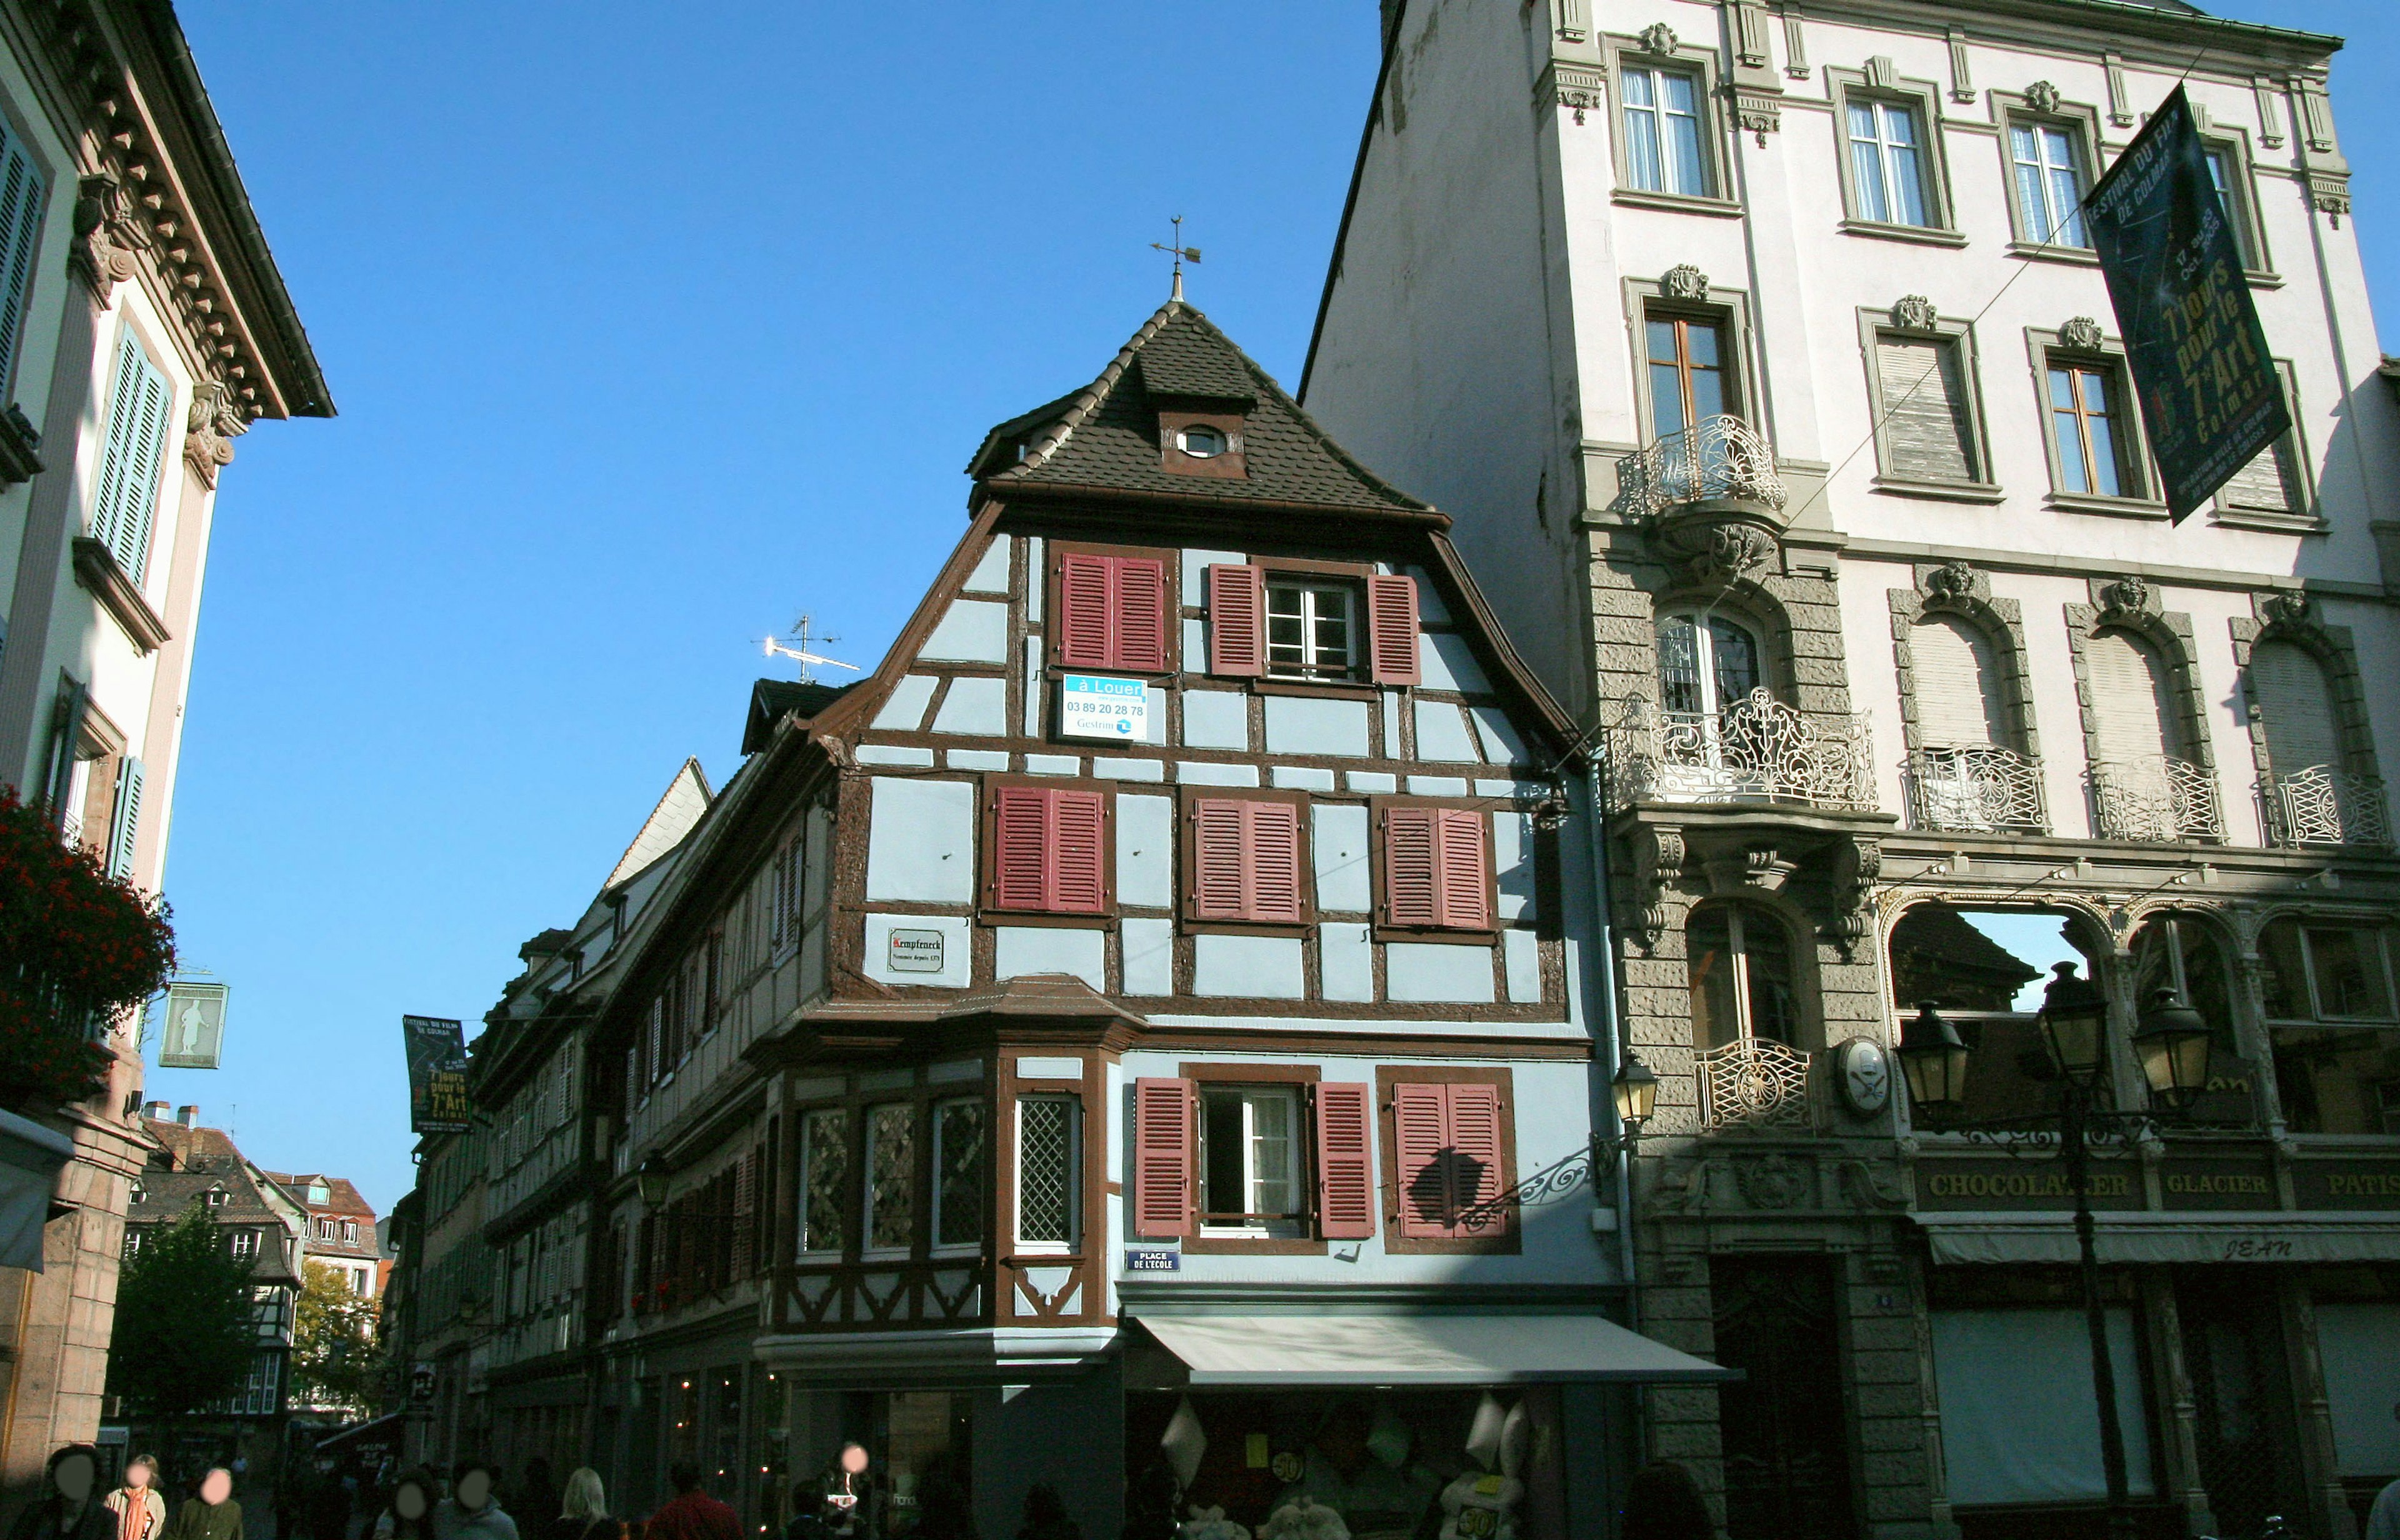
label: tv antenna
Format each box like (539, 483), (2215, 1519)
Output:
(1150, 216), (1201, 302)
(760, 613), (860, 686)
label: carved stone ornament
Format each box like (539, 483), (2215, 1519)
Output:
(1921, 560), (1982, 604)
(1639, 22), (1679, 57)
(1547, 63), (1608, 126)
(2024, 80), (2062, 116)
(1738, 1152), (1810, 1211)
(1889, 294), (1939, 334)
(182, 379), (246, 487)
(1687, 524), (1778, 588)
(2059, 316), (2105, 351)
(1735, 89), (1781, 148)
(2099, 574), (2154, 618)
(71, 172), (142, 297)
(1626, 823), (1686, 950)
(2260, 589), (2313, 628)
(1703, 842), (1798, 895)
(1659, 264), (1709, 302)
(1825, 835), (1881, 958)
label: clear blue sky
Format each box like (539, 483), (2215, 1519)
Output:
(136, 3), (2398, 1212)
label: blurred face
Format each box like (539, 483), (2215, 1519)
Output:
(455, 1472), (491, 1511)
(124, 1464), (152, 1492)
(54, 1454), (94, 1503)
(394, 1487), (428, 1522)
(200, 1472), (231, 1506)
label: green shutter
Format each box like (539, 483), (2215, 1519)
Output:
(107, 754), (142, 879)
(91, 333), (171, 585)
(0, 123), (44, 390)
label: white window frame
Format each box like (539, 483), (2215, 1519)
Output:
(1848, 98), (1931, 228)
(231, 1229), (256, 1260)
(1012, 1094), (1079, 1254)
(1655, 608), (1764, 728)
(1264, 578), (1360, 682)
(1197, 1084), (1306, 1239)
(1620, 62), (1709, 198)
(2006, 113), (2094, 249)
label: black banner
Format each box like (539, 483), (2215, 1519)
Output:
(402, 1014), (471, 1134)
(2087, 84), (2289, 522)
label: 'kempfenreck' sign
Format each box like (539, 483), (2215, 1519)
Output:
(2087, 84), (2289, 522)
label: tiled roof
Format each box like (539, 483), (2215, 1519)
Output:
(264, 1172), (377, 1218)
(973, 301), (1434, 518)
(605, 757), (712, 890)
(744, 678), (856, 756)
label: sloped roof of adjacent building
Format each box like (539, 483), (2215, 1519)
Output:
(262, 1171), (377, 1219)
(969, 299), (1437, 519)
(744, 678), (857, 756)
(604, 757), (714, 889)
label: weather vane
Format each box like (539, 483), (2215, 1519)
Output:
(1150, 216), (1201, 302)
(760, 613), (860, 687)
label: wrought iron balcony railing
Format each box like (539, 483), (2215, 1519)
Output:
(2091, 756), (2223, 843)
(1615, 414), (1787, 520)
(2261, 766), (2392, 849)
(1905, 746), (2048, 834)
(1698, 1038), (1812, 1132)
(1604, 690), (1876, 811)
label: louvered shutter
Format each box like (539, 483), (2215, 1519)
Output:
(1208, 564), (1266, 676)
(991, 786), (1108, 914)
(1878, 338), (1976, 482)
(2220, 439), (2298, 512)
(1191, 798), (1305, 924)
(732, 1149), (757, 1279)
(1114, 557), (1169, 672)
(1051, 788), (1108, 912)
(1189, 799), (1249, 921)
(1131, 1077), (1192, 1238)
(1912, 616), (2008, 748)
(991, 786), (1054, 910)
(1391, 1082), (1452, 1238)
(1314, 1082), (1376, 1239)
(1248, 801), (1304, 922)
(1366, 574), (1421, 685)
(1433, 810), (1490, 929)
(105, 756), (141, 879)
(2251, 641), (2342, 774)
(0, 128), (43, 388)
(2086, 629), (2176, 761)
(1381, 808), (1441, 928)
(92, 335), (170, 586)
(1444, 1083), (1507, 1233)
(1056, 554), (1114, 668)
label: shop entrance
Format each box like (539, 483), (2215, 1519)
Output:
(1711, 1255), (1857, 1540)
(2178, 1274), (2306, 1538)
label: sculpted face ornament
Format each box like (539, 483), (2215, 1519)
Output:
(2024, 80), (2062, 115)
(1639, 22), (1679, 56)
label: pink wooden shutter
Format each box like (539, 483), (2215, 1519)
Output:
(732, 1149), (757, 1278)
(1247, 801), (1304, 923)
(1382, 808), (1441, 928)
(1366, 574), (1421, 685)
(1433, 809), (1491, 929)
(1391, 1082), (1452, 1238)
(1050, 789), (1109, 913)
(1189, 798), (1249, 921)
(991, 786), (1052, 910)
(1208, 564), (1266, 677)
(1444, 1083), (1507, 1235)
(1132, 1077), (1193, 1238)
(1057, 553), (1114, 669)
(1113, 557), (1169, 672)
(1315, 1082), (1376, 1240)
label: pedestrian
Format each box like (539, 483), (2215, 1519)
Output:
(371, 1471), (438, 1540)
(312, 1469), (358, 1540)
(159, 1469), (241, 1540)
(516, 1464), (557, 1540)
(435, 1464), (518, 1540)
(105, 1455), (168, 1540)
(1621, 1462), (1711, 1540)
(551, 1469), (616, 1540)
(641, 1466), (737, 1540)
(2367, 1402), (2400, 1540)
(904, 1474), (974, 1540)
(9, 1446), (116, 1540)
(1014, 1487), (1074, 1540)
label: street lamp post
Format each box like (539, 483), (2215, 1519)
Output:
(1897, 962), (2214, 1540)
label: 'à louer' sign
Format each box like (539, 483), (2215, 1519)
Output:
(402, 1015), (471, 1134)
(2087, 84), (2290, 522)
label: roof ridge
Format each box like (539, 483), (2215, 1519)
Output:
(986, 299), (1186, 484)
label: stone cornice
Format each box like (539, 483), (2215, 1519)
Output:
(1777, 0), (2336, 79)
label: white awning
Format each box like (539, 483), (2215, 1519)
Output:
(0, 1110), (74, 1271)
(1912, 1210), (2400, 1267)
(1128, 1312), (1737, 1387)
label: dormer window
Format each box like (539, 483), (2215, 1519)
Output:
(1158, 410), (1246, 479)
(1177, 424), (1228, 459)
(206, 1188), (228, 1207)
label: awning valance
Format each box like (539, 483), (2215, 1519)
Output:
(1912, 1209), (2400, 1267)
(0, 1111), (73, 1272)
(1128, 1312), (1737, 1388)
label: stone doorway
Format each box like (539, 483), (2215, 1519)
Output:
(2178, 1273), (2306, 1538)
(1710, 1254), (1858, 1539)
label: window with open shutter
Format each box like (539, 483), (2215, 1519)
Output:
(1366, 574), (1421, 685)
(1314, 1082), (1376, 1240)
(2086, 629), (2179, 761)
(1877, 336), (1979, 482)
(2250, 641), (2342, 776)
(988, 783), (1110, 915)
(1389, 1079), (1511, 1241)
(1379, 805), (1491, 931)
(106, 754), (142, 880)
(1055, 551), (1169, 672)
(91, 333), (171, 587)
(1131, 1077), (1192, 1238)
(1208, 564), (1265, 676)
(1912, 616), (2009, 748)
(0, 124), (42, 391)
(1186, 794), (1306, 925)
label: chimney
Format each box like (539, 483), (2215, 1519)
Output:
(143, 1101), (169, 1121)
(176, 1106), (198, 1128)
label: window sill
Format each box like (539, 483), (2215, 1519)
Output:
(1010, 1242), (1076, 1258)
(1871, 476), (2006, 504)
(2046, 491), (2168, 520)
(1251, 678), (1379, 702)
(1374, 926), (1500, 947)
(1839, 219), (1968, 248)
(2242, 268), (2284, 289)
(1182, 1234), (1326, 1256)
(928, 1243), (982, 1261)
(2005, 240), (2100, 266)
(1611, 188), (1745, 219)
(1181, 918), (1314, 938)
(978, 911), (1116, 931)
(859, 1248), (911, 1264)
(2211, 506), (2329, 535)
(70, 538), (170, 654)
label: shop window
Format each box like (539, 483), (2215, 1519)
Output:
(1014, 1095), (1078, 1251)
(1184, 791), (1308, 927)
(1687, 904), (1797, 1051)
(2009, 118), (2091, 247)
(797, 1108), (849, 1256)
(1199, 1086), (1304, 1238)
(1206, 564), (1419, 685)
(1888, 905), (2101, 1123)
(1644, 312), (1729, 438)
(2262, 919), (2400, 1135)
(984, 782), (1111, 918)
(1052, 548), (1169, 673)
(1621, 63), (1710, 196)
(864, 1104), (916, 1253)
(1374, 802), (1492, 934)
(931, 1099), (984, 1251)
(2130, 913), (2253, 1126)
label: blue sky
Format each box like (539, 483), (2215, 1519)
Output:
(136, 3), (2398, 1211)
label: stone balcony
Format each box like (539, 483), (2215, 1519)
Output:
(2261, 766), (2392, 849)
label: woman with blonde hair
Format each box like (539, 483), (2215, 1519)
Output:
(552, 1469), (616, 1540)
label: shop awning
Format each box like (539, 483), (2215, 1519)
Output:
(0, 1111), (73, 1271)
(1912, 1210), (2400, 1266)
(1128, 1312), (1738, 1387)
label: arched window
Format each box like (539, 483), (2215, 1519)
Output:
(2084, 628), (2216, 841)
(1909, 613), (2039, 833)
(2130, 912), (2251, 1126)
(1688, 904), (1798, 1050)
(2259, 918), (2400, 1134)
(2249, 640), (2341, 778)
(2085, 628), (2183, 764)
(1657, 610), (1760, 721)
(1912, 614), (2010, 749)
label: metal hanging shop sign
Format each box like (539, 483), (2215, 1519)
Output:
(402, 1015), (472, 1134)
(1059, 674), (1149, 740)
(156, 981), (228, 1069)
(2087, 84), (2289, 522)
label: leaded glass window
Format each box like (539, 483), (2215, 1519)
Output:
(932, 1100), (985, 1249)
(798, 1108), (848, 1255)
(1016, 1096), (1076, 1248)
(865, 1104), (915, 1251)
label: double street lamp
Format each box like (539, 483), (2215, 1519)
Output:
(1897, 961), (2213, 1540)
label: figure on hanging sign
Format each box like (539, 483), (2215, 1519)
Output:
(156, 981), (228, 1069)
(1060, 675), (1149, 741)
